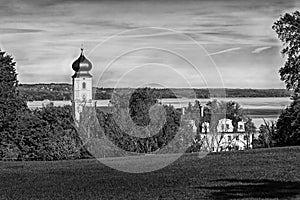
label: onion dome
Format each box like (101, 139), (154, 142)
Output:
(72, 48), (92, 78)
(72, 48), (92, 72)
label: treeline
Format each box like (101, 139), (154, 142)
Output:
(19, 83), (72, 101)
(0, 90), (191, 160)
(19, 83), (291, 101)
(224, 88), (291, 98)
(1, 105), (90, 160)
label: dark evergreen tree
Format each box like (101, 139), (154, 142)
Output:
(0, 49), (28, 159)
(275, 100), (300, 146)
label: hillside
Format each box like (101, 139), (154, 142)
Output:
(1, 146), (299, 199)
(19, 83), (291, 101)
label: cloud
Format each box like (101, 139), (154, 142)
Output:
(207, 47), (241, 56)
(0, 28), (44, 34)
(252, 46), (272, 54)
(0, 0), (292, 89)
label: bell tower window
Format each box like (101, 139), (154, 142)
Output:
(82, 82), (86, 89)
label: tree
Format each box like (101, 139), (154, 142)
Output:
(129, 87), (157, 126)
(258, 119), (276, 148)
(6, 105), (82, 161)
(244, 117), (256, 149)
(226, 101), (245, 132)
(0, 49), (28, 159)
(32, 105), (82, 160)
(183, 100), (202, 134)
(272, 11), (300, 147)
(272, 11), (300, 97)
(275, 100), (300, 146)
(100, 88), (181, 154)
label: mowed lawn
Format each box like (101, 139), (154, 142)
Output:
(0, 147), (300, 200)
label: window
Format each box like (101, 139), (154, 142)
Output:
(228, 135), (232, 141)
(239, 125), (243, 130)
(226, 124), (230, 129)
(236, 135), (239, 140)
(82, 82), (86, 89)
(203, 124), (208, 133)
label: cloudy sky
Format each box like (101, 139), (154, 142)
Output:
(1, 0), (299, 88)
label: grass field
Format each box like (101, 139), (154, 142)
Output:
(0, 147), (299, 200)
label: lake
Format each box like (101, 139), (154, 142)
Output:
(159, 97), (292, 110)
(27, 97), (292, 128)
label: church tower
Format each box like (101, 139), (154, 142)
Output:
(71, 48), (93, 121)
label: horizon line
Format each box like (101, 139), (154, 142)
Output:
(18, 82), (288, 90)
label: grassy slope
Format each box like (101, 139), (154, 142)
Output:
(0, 147), (299, 200)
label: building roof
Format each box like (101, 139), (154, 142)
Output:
(72, 48), (92, 73)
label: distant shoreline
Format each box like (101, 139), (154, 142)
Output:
(19, 83), (291, 101)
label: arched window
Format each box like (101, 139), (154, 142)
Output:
(82, 82), (86, 89)
(226, 124), (230, 129)
(221, 124), (225, 130)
